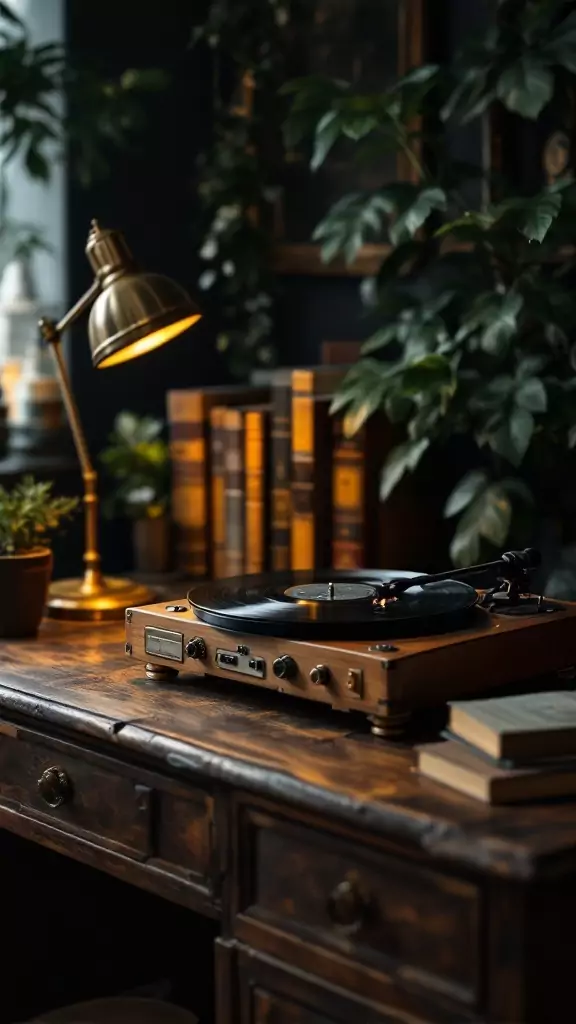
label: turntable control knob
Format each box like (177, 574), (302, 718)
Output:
(310, 664), (330, 686)
(186, 637), (207, 660)
(273, 655), (298, 681)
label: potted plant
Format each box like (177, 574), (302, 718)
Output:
(283, 0), (576, 583)
(100, 412), (170, 575)
(0, 476), (78, 637)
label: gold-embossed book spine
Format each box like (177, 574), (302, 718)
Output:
(332, 415), (368, 569)
(167, 390), (207, 576)
(270, 369), (292, 571)
(209, 406), (227, 579)
(291, 368), (345, 571)
(245, 406), (270, 574)
(223, 407), (245, 578)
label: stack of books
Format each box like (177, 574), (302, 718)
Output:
(166, 363), (427, 580)
(418, 691), (576, 804)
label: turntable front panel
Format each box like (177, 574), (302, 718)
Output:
(126, 599), (576, 717)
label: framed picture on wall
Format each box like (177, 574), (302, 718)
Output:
(271, 0), (426, 277)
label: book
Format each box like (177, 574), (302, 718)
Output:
(291, 367), (346, 571)
(167, 385), (267, 576)
(332, 413), (383, 569)
(321, 340), (362, 365)
(270, 369), (293, 571)
(223, 406), (246, 578)
(245, 406), (271, 574)
(448, 691), (576, 764)
(417, 738), (576, 804)
(209, 406), (227, 579)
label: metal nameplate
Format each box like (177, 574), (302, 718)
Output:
(145, 627), (184, 663)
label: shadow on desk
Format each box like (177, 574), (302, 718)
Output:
(1, 831), (217, 1024)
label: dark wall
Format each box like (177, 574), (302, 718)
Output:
(66, 0), (224, 459)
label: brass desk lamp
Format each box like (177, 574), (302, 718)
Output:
(39, 220), (201, 621)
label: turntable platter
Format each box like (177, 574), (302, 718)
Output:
(188, 569), (479, 639)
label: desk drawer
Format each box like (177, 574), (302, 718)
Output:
(235, 806), (480, 1007)
(0, 721), (151, 857)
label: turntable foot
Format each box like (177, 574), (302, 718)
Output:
(369, 705), (411, 740)
(145, 663), (180, 683)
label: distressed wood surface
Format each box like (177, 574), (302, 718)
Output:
(2, 619), (576, 880)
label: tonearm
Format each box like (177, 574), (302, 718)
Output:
(376, 548), (541, 605)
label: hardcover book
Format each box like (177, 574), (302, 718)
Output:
(418, 738), (576, 804)
(448, 691), (576, 763)
(291, 367), (346, 571)
(167, 385), (267, 576)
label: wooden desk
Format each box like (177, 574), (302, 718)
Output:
(0, 621), (575, 1024)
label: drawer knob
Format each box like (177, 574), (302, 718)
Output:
(327, 878), (369, 932)
(37, 766), (72, 808)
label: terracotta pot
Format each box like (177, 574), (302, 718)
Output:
(132, 516), (170, 574)
(0, 547), (53, 638)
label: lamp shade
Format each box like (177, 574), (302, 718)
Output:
(89, 272), (201, 369)
(84, 221), (201, 369)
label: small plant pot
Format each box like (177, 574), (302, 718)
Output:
(132, 515), (170, 574)
(0, 547), (53, 638)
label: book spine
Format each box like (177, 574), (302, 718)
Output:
(270, 378), (292, 571)
(332, 416), (366, 569)
(245, 408), (269, 574)
(210, 407), (227, 579)
(167, 392), (209, 576)
(291, 377), (333, 570)
(223, 409), (245, 578)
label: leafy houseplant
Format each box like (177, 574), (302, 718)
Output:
(190, 0), (312, 376)
(284, 0), (576, 574)
(0, 1), (167, 262)
(100, 413), (170, 574)
(0, 476), (77, 637)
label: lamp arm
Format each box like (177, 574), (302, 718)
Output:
(55, 279), (101, 336)
(39, 278), (104, 593)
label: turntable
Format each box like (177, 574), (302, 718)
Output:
(125, 549), (576, 737)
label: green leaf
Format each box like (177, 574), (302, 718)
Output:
(449, 483), (512, 567)
(395, 64), (439, 89)
(311, 111), (341, 171)
(384, 393), (413, 423)
(510, 407), (535, 462)
(450, 512), (481, 567)
(341, 115), (378, 141)
(515, 377), (547, 413)
(380, 438), (429, 502)
(444, 470), (488, 519)
(361, 325), (397, 355)
(343, 389), (383, 436)
(329, 388), (358, 416)
(480, 292), (524, 356)
(401, 353), (453, 395)
(435, 211), (494, 238)
(477, 486), (513, 547)
(521, 191), (562, 243)
(496, 58), (554, 120)
(389, 187), (447, 246)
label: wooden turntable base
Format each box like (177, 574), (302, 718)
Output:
(126, 597), (576, 737)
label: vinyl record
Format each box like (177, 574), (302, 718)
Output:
(188, 569), (479, 640)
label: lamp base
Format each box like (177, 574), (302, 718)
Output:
(46, 575), (156, 622)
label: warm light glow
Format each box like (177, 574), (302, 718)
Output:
(96, 314), (201, 369)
